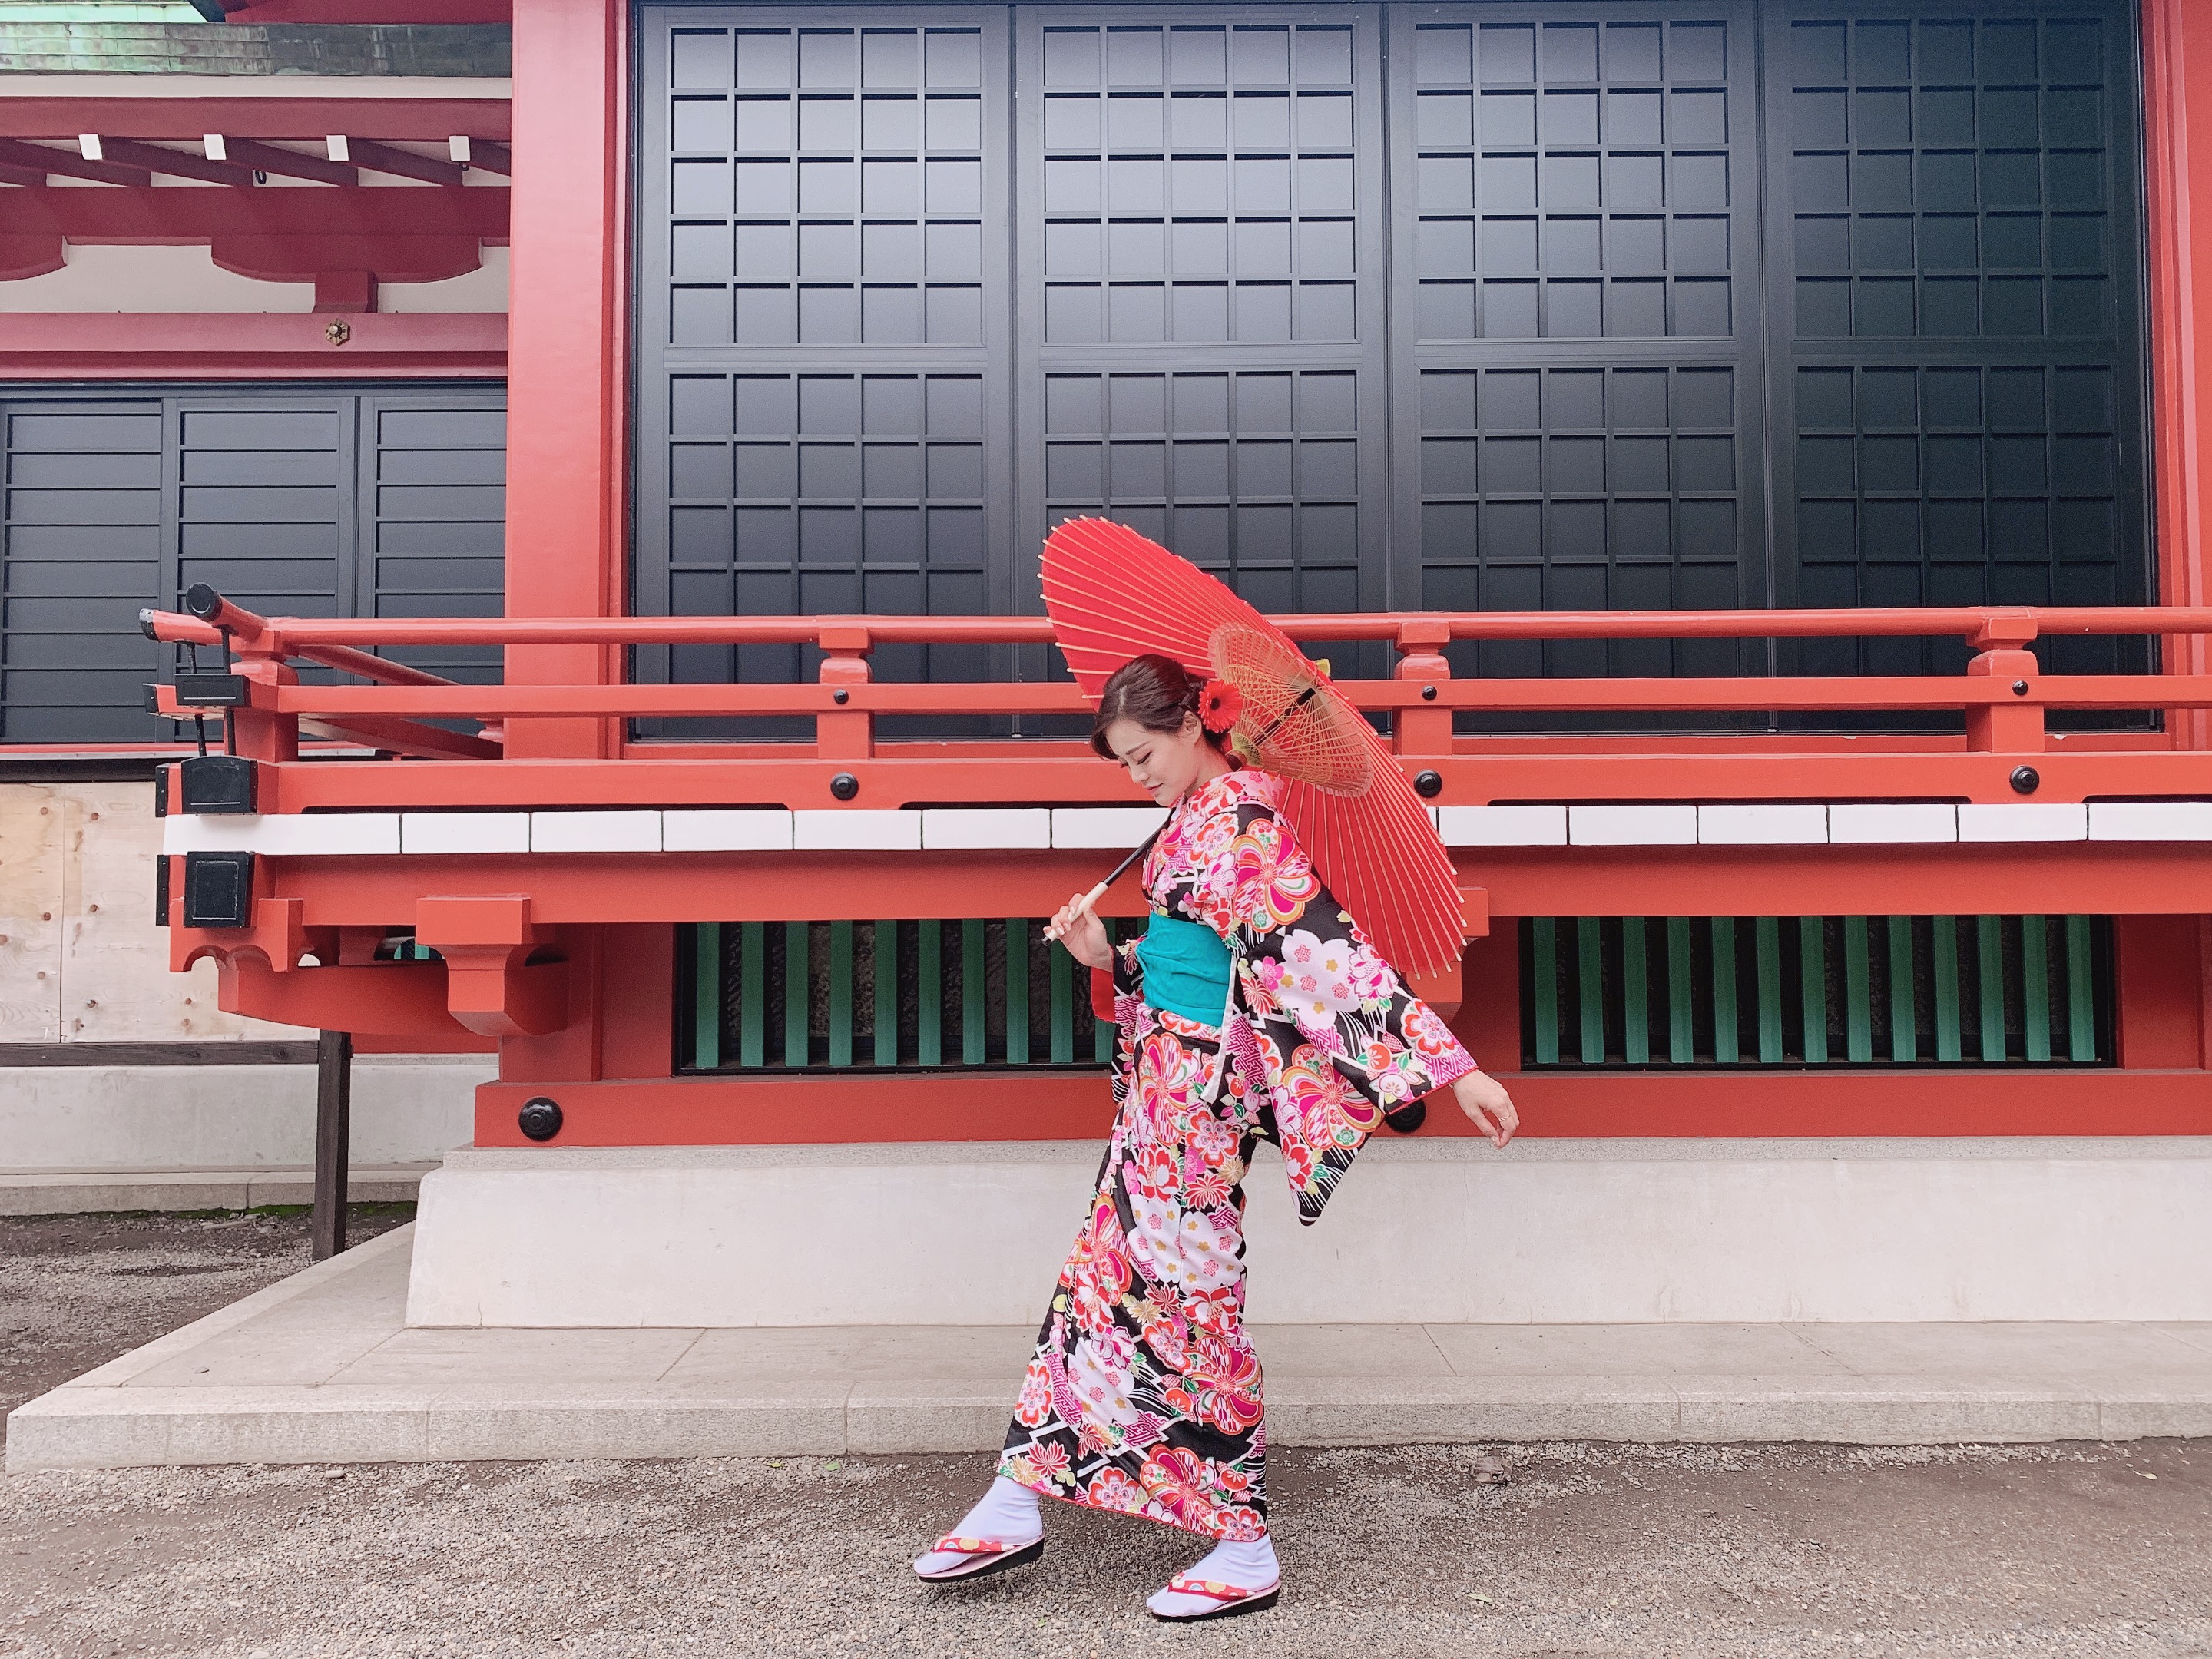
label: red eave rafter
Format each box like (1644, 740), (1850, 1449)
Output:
(0, 99), (511, 144)
(0, 312), (507, 380)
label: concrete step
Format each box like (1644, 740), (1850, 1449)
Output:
(0, 1166), (431, 1217)
(10, 1224), (2211, 1472)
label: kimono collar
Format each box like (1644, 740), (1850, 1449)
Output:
(1174, 767), (1280, 824)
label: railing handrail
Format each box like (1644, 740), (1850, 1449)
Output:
(143, 594), (2212, 657)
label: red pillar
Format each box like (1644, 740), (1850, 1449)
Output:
(2143, 0), (2212, 750)
(503, 0), (628, 760)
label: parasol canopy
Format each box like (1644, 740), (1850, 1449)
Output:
(1041, 517), (1467, 979)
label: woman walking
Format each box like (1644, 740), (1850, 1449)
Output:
(914, 654), (1518, 1621)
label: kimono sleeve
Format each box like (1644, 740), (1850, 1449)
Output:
(1224, 801), (1477, 1224)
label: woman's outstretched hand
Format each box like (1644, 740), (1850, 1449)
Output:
(1047, 894), (1113, 970)
(1451, 1071), (1519, 1148)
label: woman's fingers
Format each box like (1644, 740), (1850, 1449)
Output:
(1465, 1102), (1498, 1141)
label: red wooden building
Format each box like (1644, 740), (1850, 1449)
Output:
(9, 0), (2212, 1325)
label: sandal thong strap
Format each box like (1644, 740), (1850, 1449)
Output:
(930, 1534), (1026, 1556)
(1166, 1575), (1280, 1603)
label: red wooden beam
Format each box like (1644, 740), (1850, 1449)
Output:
(465, 140), (512, 176)
(504, 0), (628, 761)
(134, 604), (2212, 651)
(0, 137), (149, 187)
(462, 1067), (2212, 1148)
(216, 137), (358, 187)
(7, 185), (505, 241)
(340, 137), (466, 186)
(2144, 0), (2212, 750)
(0, 313), (507, 382)
(0, 99), (512, 143)
(92, 137), (257, 187)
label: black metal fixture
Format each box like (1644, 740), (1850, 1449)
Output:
(2011, 766), (2041, 794)
(2012, 680), (2030, 695)
(1382, 1101), (1426, 1134)
(171, 673), (253, 708)
(180, 850), (254, 929)
(832, 687), (849, 704)
(1420, 684), (1438, 701)
(518, 1098), (565, 1141)
(830, 772), (860, 800)
(1413, 770), (1443, 798)
(178, 754), (262, 814)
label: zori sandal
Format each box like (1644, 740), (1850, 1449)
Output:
(1146, 1574), (1282, 1621)
(912, 1532), (1045, 1583)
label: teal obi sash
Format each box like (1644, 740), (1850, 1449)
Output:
(1135, 911), (1235, 1026)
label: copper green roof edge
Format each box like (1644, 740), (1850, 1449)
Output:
(0, 21), (511, 75)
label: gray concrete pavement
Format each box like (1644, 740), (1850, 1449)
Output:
(4, 1211), (2209, 1657)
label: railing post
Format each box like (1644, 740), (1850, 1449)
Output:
(232, 659), (301, 764)
(310, 1028), (353, 1261)
(816, 624), (873, 763)
(1964, 611), (2045, 755)
(1393, 618), (1455, 759)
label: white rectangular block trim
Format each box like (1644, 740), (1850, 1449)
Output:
(1051, 806), (1167, 848)
(529, 810), (663, 853)
(1958, 803), (2088, 843)
(2088, 800), (2212, 842)
(1569, 804), (1698, 846)
(1436, 805), (1569, 846)
(1827, 802), (1958, 843)
(661, 809), (794, 852)
(161, 813), (401, 856)
(793, 809), (922, 851)
(1698, 803), (1828, 846)
(921, 808), (1051, 849)
(399, 812), (531, 854)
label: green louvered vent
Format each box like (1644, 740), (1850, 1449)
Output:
(1522, 916), (2113, 1069)
(677, 919), (1138, 1072)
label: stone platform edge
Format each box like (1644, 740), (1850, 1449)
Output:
(0, 1166), (431, 1216)
(11, 1227), (2212, 1471)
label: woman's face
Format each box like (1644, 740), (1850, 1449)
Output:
(1102, 714), (1213, 805)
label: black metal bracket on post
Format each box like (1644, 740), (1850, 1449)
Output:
(311, 1030), (353, 1261)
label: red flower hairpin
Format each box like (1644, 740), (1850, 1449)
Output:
(1198, 677), (1243, 733)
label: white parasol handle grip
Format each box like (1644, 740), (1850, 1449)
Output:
(1041, 878), (1113, 943)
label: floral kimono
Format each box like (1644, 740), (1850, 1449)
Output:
(998, 767), (1476, 1539)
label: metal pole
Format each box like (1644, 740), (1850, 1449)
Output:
(311, 1029), (353, 1260)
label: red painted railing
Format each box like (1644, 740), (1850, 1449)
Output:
(143, 590), (2212, 809)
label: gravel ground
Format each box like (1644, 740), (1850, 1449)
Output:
(4, 1217), (2210, 1659)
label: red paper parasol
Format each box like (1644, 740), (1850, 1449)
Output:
(1041, 517), (1466, 979)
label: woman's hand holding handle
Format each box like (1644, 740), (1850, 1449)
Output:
(1046, 893), (1113, 970)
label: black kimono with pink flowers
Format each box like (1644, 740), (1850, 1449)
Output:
(998, 768), (1476, 1538)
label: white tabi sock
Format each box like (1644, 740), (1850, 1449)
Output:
(912, 1475), (1043, 1576)
(1146, 1532), (1280, 1618)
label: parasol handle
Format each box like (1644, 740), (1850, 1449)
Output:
(1042, 827), (1162, 942)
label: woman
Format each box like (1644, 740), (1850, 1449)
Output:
(913, 654), (1518, 1622)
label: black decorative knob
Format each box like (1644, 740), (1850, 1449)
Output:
(832, 687), (849, 704)
(1413, 770), (1444, 798)
(518, 1097), (563, 1141)
(1383, 1101), (1427, 1134)
(2012, 679), (2030, 696)
(1421, 684), (1439, 701)
(2010, 766), (2041, 795)
(830, 772), (860, 800)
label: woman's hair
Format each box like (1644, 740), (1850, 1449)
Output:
(1089, 653), (1227, 760)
